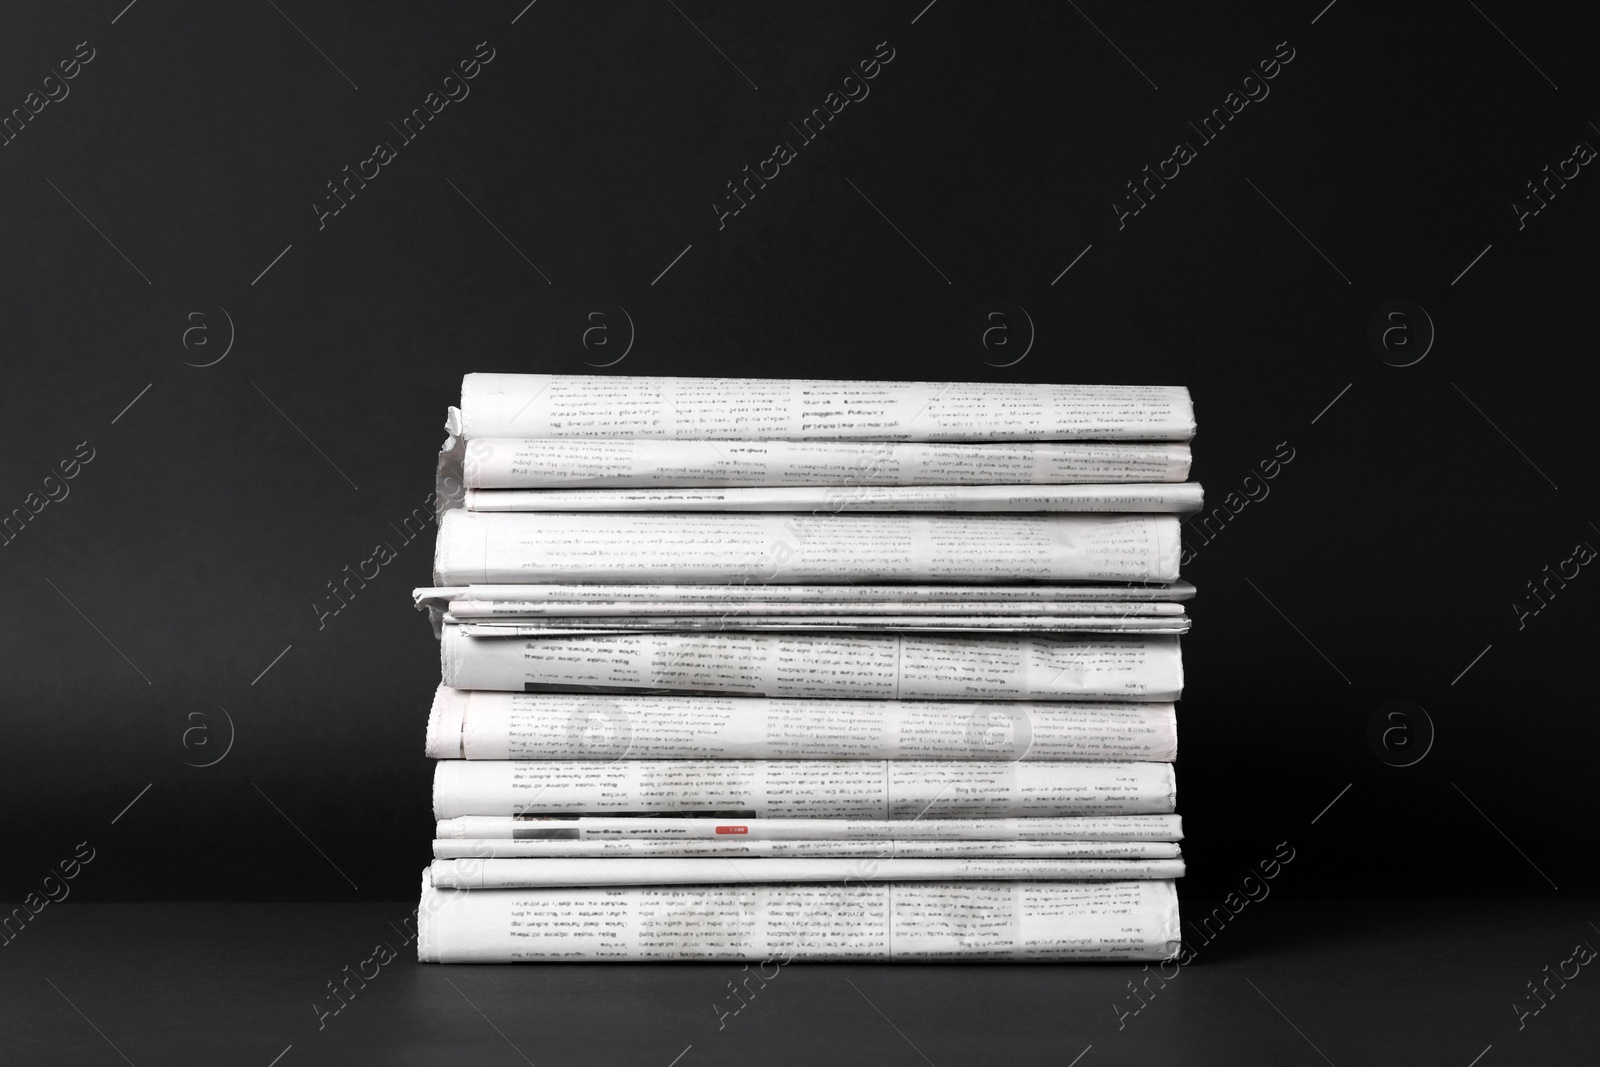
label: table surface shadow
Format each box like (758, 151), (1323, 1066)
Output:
(1, 897), (1596, 1066)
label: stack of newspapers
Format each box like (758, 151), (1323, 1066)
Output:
(414, 373), (1198, 962)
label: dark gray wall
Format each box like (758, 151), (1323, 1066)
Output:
(3, 0), (1594, 901)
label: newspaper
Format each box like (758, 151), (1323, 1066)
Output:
(415, 584), (1196, 625)
(433, 511), (1182, 585)
(425, 687), (1178, 761)
(417, 585), (1195, 642)
(433, 838), (1183, 859)
(440, 629), (1184, 701)
(449, 374), (1196, 442)
(462, 483), (1205, 513)
(431, 759), (1177, 819)
(430, 856), (1185, 888)
(446, 599), (1187, 618)
(418, 582), (1196, 607)
(462, 438), (1192, 487)
(449, 616), (1188, 635)
(416, 874), (1182, 961)
(435, 814), (1185, 841)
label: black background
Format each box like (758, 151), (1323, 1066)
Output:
(4, 0), (1597, 915)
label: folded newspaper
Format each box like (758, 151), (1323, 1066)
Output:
(440, 628), (1184, 701)
(417, 875), (1183, 961)
(431, 760), (1177, 819)
(443, 599), (1189, 617)
(434, 814), (1186, 841)
(446, 616), (1189, 635)
(461, 483), (1204, 513)
(461, 438), (1193, 487)
(433, 510), (1183, 585)
(424, 688), (1178, 761)
(430, 856), (1186, 888)
(416, 582), (1199, 610)
(448, 374), (1196, 441)
(433, 838), (1183, 859)
(414, 581), (1197, 638)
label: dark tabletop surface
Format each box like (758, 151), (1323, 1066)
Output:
(3, 897), (1597, 1066)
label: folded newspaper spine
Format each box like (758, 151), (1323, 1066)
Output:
(424, 687), (1179, 761)
(418, 373), (1194, 963)
(431, 760), (1177, 819)
(447, 616), (1187, 634)
(439, 629), (1184, 700)
(433, 511), (1183, 585)
(462, 438), (1193, 487)
(461, 483), (1205, 513)
(446, 600), (1189, 617)
(416, 875), (1183, 961)
(450, 374), (1196, 441)
(431, 856), (1187, 888)
(418, 582), (1198, 607)
(433, 838), (1184, 858)
(433, 814), (1186, 840)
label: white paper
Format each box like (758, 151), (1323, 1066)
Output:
(463, 483), (1205, 513)
(430, 856), (1185, 888)
(415, 582), (1198, 613)
(425, 687), (1178, 761)
(433, 838), (1183, 859)
(435, 814), (1184, 841)
(463, 438), (1192, 487)
(450, 616), (1188, 636)
(434, 511), (1182, 585)
(417, 874), (1182, 961)
(452, 374), (1196, 442)
(431, 759), (1177, 819)
(446, 599), (1186, 618)
(440, 628), (1184, 701)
